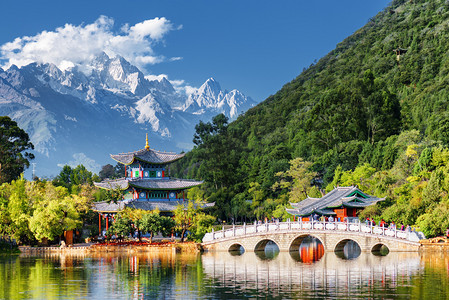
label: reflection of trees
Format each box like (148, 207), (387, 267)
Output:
(1, 252), (449, 298)
(0, 254), (91, 299)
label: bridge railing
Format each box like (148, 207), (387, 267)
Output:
(202, 219), (424, 243)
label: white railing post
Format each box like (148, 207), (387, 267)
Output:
(222, 225), (225, 237)
(255, 221), (258, 233)
(370, 222), (373, 234)
(288, 219), (291, 231)
(359, 220), (361, 232)
(266, 221), (268, 232)
(346, 218), (349, 231)
(212, 228), (215, 240)
(382, 225), (385, 236)
(300, 217), (303, 230)
(394, 226), (397, 238)
(324, 219), (326, 231)
(311, 217), (314, 230)
(233, 224), (235, 236)
(244, 222), (246, 235)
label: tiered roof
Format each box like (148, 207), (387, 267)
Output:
(93, 135), (208, 213)
(93, 199), (214, 213)
(286, 186), (384, 216)
(111, 148), (185, 165)
(94, 177), (203, 190)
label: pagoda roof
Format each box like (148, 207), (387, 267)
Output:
(94, 177), (203, 190)
(287, 186), (384, 217)
(111, 148), (185, 165)
(92, 200), (214, 213)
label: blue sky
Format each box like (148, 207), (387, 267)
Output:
(0, 0), (391, 102)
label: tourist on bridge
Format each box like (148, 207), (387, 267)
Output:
(379, 219), (386, 227)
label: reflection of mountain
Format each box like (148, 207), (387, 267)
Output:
(0, 53), (256, 176)
(201, 252), (421, 296)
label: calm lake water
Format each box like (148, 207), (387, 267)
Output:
(1, 242), (449, 299)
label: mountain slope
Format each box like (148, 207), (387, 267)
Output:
(172, 0), (449, 221)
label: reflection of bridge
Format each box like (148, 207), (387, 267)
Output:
(202, 221), (422, 252)
(201, 251), (422, 297)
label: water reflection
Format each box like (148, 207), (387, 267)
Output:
(372, 244), (390, 256)
(201, 251), (425, 299)
(0, 251), (449, 299)
(291, 236), (325, 263)
(255, 241), (279, 260)
(229, 244), (245, 256)
(335, 240), (362, 260)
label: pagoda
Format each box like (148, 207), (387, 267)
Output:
(93, 135), (208, 229)
(285, 186), (385, 222)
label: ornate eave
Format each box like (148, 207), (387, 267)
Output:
(94, 178), (203, 191)
(92, 200), (214, 213)
(110, 148), (185, 165)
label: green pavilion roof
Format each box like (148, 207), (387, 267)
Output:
(111, 148), (185, 165)
(286, 186), (385, 217)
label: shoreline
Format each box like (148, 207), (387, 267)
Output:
(18, 241), (201, 254)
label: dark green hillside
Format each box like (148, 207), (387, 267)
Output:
(173, 0), (449, 237)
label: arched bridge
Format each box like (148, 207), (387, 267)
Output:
(202, 220), (422, 253)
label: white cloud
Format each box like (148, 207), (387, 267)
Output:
(145, 74), (168, 81)
(0, 15), (180, 72)
(0, 16), (202, 98)
(57, 152), (100, 173)
(183, 85), (198, 96)
(127, 17), (175, 40)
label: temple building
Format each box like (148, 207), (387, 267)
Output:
(286, 186), (384, 221)
(93, 135), (211, 231)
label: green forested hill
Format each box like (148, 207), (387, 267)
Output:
(173, 0), (449, 237)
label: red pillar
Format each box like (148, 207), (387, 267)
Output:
(99, 213), (102, 235)
(106, 216), (109, 231)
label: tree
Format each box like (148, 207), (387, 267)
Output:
(174, 200), (215, 242)
(0, 176), (34, 243)
(138, 210), (175, 243)
(99, 164), (115, 180)
(108, 213), (132, 241)
(53, 164), (95, 192)
(272, 157), (317, 202)
(0, 116), (34, 184)
(29, 194), (81, 243)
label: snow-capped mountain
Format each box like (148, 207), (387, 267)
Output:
(0, 53), (257, 176)
(183, 78), (255, 118)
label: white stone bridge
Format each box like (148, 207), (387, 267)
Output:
(202, 220), (422, 253)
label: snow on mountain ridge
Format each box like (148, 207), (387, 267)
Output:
(184, 77), (256, 118)
(0, 54), (257, 176)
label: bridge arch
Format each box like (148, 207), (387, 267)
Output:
(334, 238), (362, 259)
(228, 243), (245, 254)
(254, 239), (279, 252)
(371, 243), (390, 256)
(289, 234), (325, 262)
(288, 234), (324, 252)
